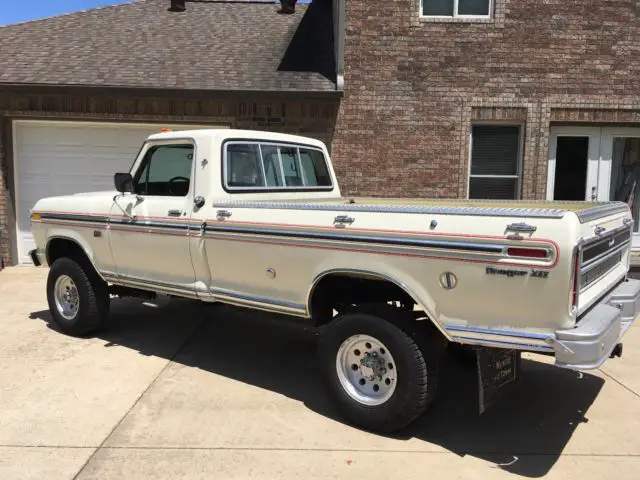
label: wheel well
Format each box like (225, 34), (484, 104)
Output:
(308, 272), (418, 326)
(46, 238), (101, 279)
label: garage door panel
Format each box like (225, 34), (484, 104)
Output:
(14, 121), (221, 264)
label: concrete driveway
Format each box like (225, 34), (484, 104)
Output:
(1, 267), (639, 479)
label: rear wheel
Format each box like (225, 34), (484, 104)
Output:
(318, 304), (441, 433)
(47, 257), (110, 336)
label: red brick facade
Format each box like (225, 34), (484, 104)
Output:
(331, 0), (640, 198)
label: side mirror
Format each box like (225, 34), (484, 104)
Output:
(114, 173), (134, 193)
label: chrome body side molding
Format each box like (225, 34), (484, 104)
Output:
(575, 203), (630, 223)
(212, 201), (569, 219)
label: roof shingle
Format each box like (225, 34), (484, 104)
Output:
(0, 0), (336, 92)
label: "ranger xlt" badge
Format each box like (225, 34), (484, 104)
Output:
(486, 267), (548, 279)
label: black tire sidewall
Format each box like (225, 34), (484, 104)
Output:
(46, 257), (105, 335)
(318, 311), (429, 432)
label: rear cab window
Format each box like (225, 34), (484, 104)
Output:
(224, 140), (332, 192)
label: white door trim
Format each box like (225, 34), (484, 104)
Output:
(12, 119), (227, 264)
(547, 126), (602, 201)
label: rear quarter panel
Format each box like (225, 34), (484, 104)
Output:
(204, 204), (579, 334)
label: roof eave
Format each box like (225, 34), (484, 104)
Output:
(0, 83), (343, 99)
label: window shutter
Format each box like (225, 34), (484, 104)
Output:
(470, 126), (519, 176)
(469, 125), (520, 200)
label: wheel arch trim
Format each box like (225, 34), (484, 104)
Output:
(45, 234), (107, 283)
(306, 268), (452, 341)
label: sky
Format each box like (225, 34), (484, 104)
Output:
(0, 0), (312, 27)
(0, 0), (134, 26)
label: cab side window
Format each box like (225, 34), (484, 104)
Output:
(133, 144), (194, 197)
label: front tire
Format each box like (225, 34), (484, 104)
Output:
(46, 257), (110, 336)
(318, 305), (440, 433)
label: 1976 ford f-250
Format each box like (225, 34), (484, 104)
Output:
(29, 129), (639, 432)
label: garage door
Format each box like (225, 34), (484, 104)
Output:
(14, 120), (226, 264)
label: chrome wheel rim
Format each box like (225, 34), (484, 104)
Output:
(336, 334), (398, 406)
(54, 275), (79, 321)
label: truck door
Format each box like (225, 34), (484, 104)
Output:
(108, 139), (197, 293)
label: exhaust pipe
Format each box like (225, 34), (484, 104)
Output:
(169, 0), (186, 12)
(610, 343), (623, 358)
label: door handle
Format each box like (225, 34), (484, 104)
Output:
(216, 210), (232, 221)
(591, 186), (597, 201)
(168, 209), (182, 217)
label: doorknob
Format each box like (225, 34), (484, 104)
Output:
(168, 209), (182, 217)
(591, 186), (597, 201)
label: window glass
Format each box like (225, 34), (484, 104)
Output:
(422, 0), (454, 16)
(280, 146), (304, 187)
(469, 177), (518, 199)
(133, 144), (193, 197)
(224, 142), (332, 190)
(458, 0), (490, 15)
(261, 145), (284, 187)
(299, 148), (332, 187)
(470, 125), (519, 176)
(226, 144), (264, 188)
(469, 125), (520, 200)
(422, 0), (490, 16)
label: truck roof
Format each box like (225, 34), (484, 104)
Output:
(146, 128), (327, 149)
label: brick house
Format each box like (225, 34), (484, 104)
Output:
(2, 0), (640, 268)
(330, 0), (640, 250)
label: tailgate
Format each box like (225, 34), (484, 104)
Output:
(575, 203), (634, 316)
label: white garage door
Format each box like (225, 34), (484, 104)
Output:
(14, 120), (225, 264)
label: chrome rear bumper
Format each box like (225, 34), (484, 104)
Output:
(554, 278), (640, 370)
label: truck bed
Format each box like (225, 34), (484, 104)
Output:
(216, 196), (629, 222)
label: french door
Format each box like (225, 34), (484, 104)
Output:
(547, 126), (640, 248)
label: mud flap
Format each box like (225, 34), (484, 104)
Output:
(476, 347), (522, 414)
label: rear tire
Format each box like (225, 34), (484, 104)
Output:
(46, 257), (110, 336)
(318, 304), (440, 433)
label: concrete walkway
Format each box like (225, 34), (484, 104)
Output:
(1, 267), (639, 479)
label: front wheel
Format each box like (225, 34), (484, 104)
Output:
(46, 257), (110, 336)
(317, 305), (440, 433)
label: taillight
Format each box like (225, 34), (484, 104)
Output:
(506, 247), (549, 259)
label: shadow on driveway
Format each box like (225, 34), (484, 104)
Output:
(30, 298), (604, 478)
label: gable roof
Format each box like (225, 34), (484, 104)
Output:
(0, 0), (336, 92)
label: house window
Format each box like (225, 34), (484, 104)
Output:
(422, 0), (492, 18)
(468, 125), (521, 200)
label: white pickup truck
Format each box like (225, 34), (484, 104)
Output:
(29, 129), (639, 432)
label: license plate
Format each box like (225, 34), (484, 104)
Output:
(476, 347), (521, 414)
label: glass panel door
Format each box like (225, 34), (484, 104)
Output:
(547, 127), (602, 201)
(600, 128), (640, 248)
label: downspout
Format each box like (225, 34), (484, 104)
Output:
(333, 0), (345, 90)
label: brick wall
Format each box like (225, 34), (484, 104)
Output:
(0, 90), (339, 267)
(332, 0), (640, 198)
